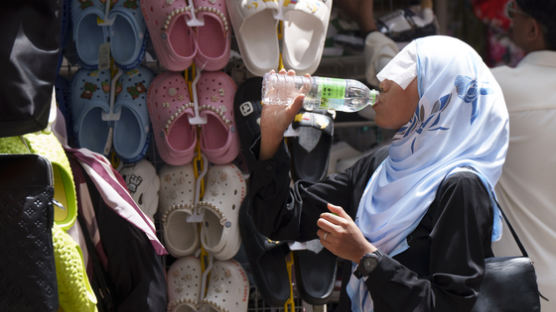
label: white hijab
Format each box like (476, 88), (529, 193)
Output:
(347, 35), (509, 311)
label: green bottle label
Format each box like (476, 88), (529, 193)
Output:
(318, 78), (346, 100)
(317, 78), (346, 110)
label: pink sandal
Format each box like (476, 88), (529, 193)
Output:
(141, 0), (197, 71)
(147, 71), (197, 165)
(193, 0), (231, 71)
(197, 71), (239, 164)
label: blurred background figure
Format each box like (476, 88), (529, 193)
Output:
(491, 0), (556, 310)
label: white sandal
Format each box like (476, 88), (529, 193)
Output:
(159, 164), (200, 257)
(167, 256), (202, 312)
(198, 164), (246, 260)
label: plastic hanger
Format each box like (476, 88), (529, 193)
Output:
(187, 149), (208, 223)
(283, 252), (296, 312)
(102, 68), (123, 122)
(182, 63), (208, 223)
(100, 68), (123, 155)
(187, 64), (207, 126)
(199, 250), (213, 300)
(185, 0), (205, 27)
(97, 0), (115, 26)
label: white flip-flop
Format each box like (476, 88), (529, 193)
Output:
(280, 0), (332, 74)
(159, 164), (200, 257)
(167, 256), (202, 312)
(198, 164), (246, 260)
(198, 260), (250, 312)
(226, 0), (281, 76)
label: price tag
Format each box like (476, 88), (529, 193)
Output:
(98, 42), (111, 70)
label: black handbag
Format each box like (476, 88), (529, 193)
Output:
(472, 176), (544, 312)
(0, 154), (58, 312)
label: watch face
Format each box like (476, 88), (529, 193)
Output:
(355, 251), (383, 278)
(362, 255), (378, 273)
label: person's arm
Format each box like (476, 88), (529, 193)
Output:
(250, 69), (360, 241)
(248, 139), (389, 243)
(248, 139), (358, 242)
(365, 172), (493, 311)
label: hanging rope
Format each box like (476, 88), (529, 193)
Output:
(278, 20), (285, 71)
(284, 252), (295, 312)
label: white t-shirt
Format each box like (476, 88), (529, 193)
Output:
(492, 50), (556, 310)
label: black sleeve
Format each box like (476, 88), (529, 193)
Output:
(248, 139), (352, 242)
(365, 172), (494, 312)
(247, 139), (385, 242)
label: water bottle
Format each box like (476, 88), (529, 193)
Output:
(261, 72), (379, 112)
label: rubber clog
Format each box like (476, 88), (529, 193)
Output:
(193, 0), (231, 71)
(108, 0), (148, 69)
(141, 0), (197, 71)
(158, 164), (200, 257)
(71, 0), (109, 68)
(167, 256), (202, 312)
(198, 260), (249, 312)
(198, 164), (246, 261)
(119, 159), (160, 222)
(52, 224), (98, 312)
(112, 66), (154, 163)
(147, 71), (197, 166)
(70, 68), (113, 155)
(197, 71), (239, 165)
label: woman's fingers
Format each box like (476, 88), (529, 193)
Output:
(327, 203), (352, 220)
(317, 215), (342, 233)
(319, 212), (348, 228)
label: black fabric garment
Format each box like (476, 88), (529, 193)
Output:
(67, 154), (167, 312)
(0, 0), (61, 137)
(247, 141), (494, 312)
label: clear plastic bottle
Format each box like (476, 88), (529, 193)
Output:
(261, 72), (379, 112)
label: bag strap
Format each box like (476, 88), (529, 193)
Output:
(447, 167), (528, 257)
(77, 210), (116, 311)
(491, 195), (528, 258)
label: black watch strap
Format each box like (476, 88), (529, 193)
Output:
(354, 250), (384, 279)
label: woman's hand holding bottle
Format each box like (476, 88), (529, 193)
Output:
(259, 69), (308, 160)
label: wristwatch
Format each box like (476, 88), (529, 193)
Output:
(354, 250), (384, 279)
